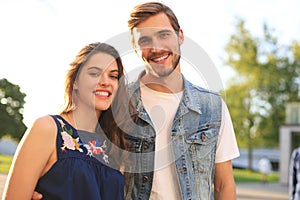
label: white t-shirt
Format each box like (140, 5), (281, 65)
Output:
(141, 85), (240, 200)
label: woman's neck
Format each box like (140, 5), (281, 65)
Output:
(63, 109), (100, 133)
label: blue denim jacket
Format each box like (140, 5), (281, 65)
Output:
(123, 75), (222, 200)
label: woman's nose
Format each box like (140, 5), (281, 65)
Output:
(98, 75), (109, 86)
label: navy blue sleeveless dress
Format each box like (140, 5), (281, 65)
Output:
(35, 115), (124, 200)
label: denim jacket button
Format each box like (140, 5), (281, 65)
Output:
(142, 175), (149, 183)
(144, 143), (149, 150)
(201, 132), (207, 142)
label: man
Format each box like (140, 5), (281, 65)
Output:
(32, 2), (239, 200)
(123, 2), (239, 200)
(289, 147), (300, 200)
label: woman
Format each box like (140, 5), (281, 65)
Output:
(2, 42), (128, 200)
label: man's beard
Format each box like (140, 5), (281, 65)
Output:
(146, 52), (181, 78)
(157, 54), (180, 77)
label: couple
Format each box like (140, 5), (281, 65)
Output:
(3, 2), (239, 200)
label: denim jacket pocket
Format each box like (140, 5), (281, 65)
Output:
(125, 135), (143, 152)
(185, 123), (219, 145)
(184, 124), (219, 173)
(124, 135), (155, 174)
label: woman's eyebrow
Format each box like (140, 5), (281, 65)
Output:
(87, 66), (102, 70)
(110, 69), (119, 73)
(88, 66), (119, 74)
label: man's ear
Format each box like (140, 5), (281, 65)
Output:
(178, 29), (184, 45)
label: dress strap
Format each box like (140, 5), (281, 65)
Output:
(49, 115), (90, 159)
(49, 115), (66, 160)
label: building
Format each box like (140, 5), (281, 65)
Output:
(280, 102), (300, 185)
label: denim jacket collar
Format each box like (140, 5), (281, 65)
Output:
(129, 71), (203, 116)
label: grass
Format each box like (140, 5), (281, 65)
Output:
(0, 154), (280, 184)
(0, 154), (13, 174)
(233, 168), (279, 183)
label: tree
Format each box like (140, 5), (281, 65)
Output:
(222, 18), (300, 169)
(0, 78), (27, 140)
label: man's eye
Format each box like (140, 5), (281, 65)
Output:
(159, 33), (169, 39)
(138, 38), (151, 46)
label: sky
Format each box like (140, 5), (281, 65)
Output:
(0, 0), (300, 127)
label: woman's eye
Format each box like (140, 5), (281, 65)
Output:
(110, 75), (119, 79)
(89, 72), (100, 77)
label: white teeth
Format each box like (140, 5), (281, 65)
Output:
(94, 91), (109, 97)
(153, 55), (168, 62)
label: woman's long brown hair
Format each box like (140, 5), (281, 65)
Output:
(61, 42), (129, 166)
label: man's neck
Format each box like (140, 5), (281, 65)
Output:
(140, 71), (184, 93)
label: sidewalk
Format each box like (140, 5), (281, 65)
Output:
(0, 174), (6, 199)
(237, 182), (289, 200)
(0, 173), (289, 199)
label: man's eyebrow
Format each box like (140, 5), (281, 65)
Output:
(138, 35), (149, 40)
(137, 29), (172, 41)
(156, 29), (172, 34)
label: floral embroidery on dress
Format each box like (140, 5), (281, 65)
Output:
(57, 117), (109, 164)
(57, 118), (83, 152)
(84, 140), (109, 164)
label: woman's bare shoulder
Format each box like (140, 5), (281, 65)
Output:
(28, 115), (57, 136)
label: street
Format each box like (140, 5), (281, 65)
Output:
(0, 174), (289, 199)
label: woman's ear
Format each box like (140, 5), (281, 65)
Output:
(73, 81), (78, 90)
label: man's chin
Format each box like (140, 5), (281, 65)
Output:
(147, 69), (173, 78)
(144, 62), (177, 78)
(156, 71), (173, 77)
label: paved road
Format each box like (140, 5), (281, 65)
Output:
(0, 173), (289, 199)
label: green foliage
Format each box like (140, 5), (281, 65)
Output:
(233, 169), (279, 183)
(0, 78), (27, 140)
(222, 18), (300, 148)
(0, 154), (13, 174)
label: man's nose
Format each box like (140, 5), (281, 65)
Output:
(150, 38), (163, 52)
